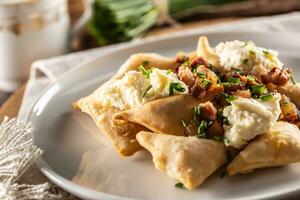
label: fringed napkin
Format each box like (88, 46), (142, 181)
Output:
(0, 117), (61, 200)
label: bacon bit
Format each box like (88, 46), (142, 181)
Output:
(239, 75), (248, 84)
(177, 66), (196, 88)
(265, 82), (277, 91)
(261, 67), (291, 86)
(190, 57), (207, 69)
(198, 101), (217, 121)
(280, 95), (299, 122)
(223, 83), (245, 93)
(207, 121), (224, 139)
(234, 90), (251, 99)
(191, 78), (203, 97)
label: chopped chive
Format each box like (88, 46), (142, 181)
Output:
(223, 116), (229, 125)
(231, 67), (242, 73)
(199, 79), (211, 89)
(213, 136), (224, 142)
(196, 72), (206, 78)
(260, 94), (273, 101)
(251, 84), (267, 96)
(290, 75), (296, 85)
(183, 60), (190, 66)
(194, 106), (202, 121)
(175, 182), (184, 189)
(249, 49), (256, 55)
(262, 50), (269, 55)
(169, 82), (186, 95)
(181, 119), (187, 127)
(139, 65), (150, 78)
(142, 60), (149, 66)
(224, 138), (230, 146)
(247, 75), (255, 82)
(197, 120), (208, 138)
(221, 82), (231, 88)
(217, 110), (229, 125)
(167, 69), (173, 74)
(217, 110), (223, 120)
(192, 68), (197, 73)
(226, 95), (237, 103)
(228, 77), (240, 84)
(141, 85), (152, 98)
(243, 58), (249, 64)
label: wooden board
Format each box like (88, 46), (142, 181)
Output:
(0, 84), (26, 122)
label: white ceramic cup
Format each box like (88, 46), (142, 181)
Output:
(0, 0), (91, 92)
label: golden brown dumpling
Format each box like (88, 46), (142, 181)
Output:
(227, 121), (300, 175)
(75, 53), (177, 156)
(196, 36), (220, 67)
(136, 131), (227, 190)
(275, 83), (300, 107)
(114, 94), (202, 136)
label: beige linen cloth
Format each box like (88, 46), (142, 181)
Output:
(0, 12), (300, 199)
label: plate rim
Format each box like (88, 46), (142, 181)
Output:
(24, 30), (300, 200)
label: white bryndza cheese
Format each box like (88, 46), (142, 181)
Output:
(215, 40), (283, 74)
(99, 68), (188, 110)
(223, 93), (281, 149)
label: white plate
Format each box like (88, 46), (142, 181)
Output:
(25, 31), (300, 200)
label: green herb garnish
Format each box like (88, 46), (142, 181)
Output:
(247, 75), (255, 82)
(262, 50), (269, 55)
(224, 138), (230, 146)
(231, 67), (242, 73)
(243, 58), (249, 64)
(217, 110), (229, 125)
(183, 59), (190, 66)
(141, 85), (152, 98)
(228, 77), (240, 84)
(251, 84), (267, 96)
(167, 69), (173, 74)
(249, 49), (256, 55)
(194, 106), (202, 121)
(197, 120), (208, 138)
(290, 75), (296, 85)
(199, 79), (211, 89)
(221, 82), (231, 88)
(223, 116), (229, 125)
(213, 136), (224, 142)
(196, 72), (206, 78)
(260, 94), (273, 101)
(226, 95), (237, 103)
(181, 119), (187, 127)
(139, 65), (150, 78)
(175, 182), (184, 189)
(169, 82), (186, 95)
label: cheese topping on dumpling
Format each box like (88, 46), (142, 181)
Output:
(215, 40), (283, 74)
(99, 68), (188, 110)
(223, 93), (281, 149)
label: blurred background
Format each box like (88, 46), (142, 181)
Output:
(0, 0), (300, 105)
